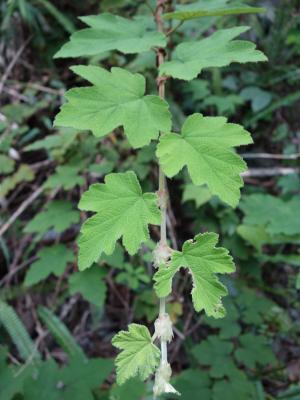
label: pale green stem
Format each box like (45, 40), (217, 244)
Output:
(156, 0), (169, 366)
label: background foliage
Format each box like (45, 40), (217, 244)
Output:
(1, 0), (300, 399)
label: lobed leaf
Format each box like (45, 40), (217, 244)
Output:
(24, 200), (80, 235)
(192, 335), (235, 378)
(235, 333), (276, 369)
(55, 66), (171, 149)
(69, 265), (107, 307)
(240, 194), (300, 236)
(23, 357), (113, 400)
(55, 13), (166, 58)
(112, 323), (160, 385)
(159, 26), (267, 81)
(163, 0), (265, 21)
(157, 113), (252, 207)
(24, 244), (74, 286)
(154, 232), (235, 318)
(77, 171), (160, 270)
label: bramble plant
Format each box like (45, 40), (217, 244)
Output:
(54, 0), (267, 396)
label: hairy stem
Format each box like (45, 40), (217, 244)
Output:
(155, 0), (169, 366)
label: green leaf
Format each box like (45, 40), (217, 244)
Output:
(112, 323), (160, 385)
(163, 0), (265, 21)
(240, 86), (272, 112)
(0, 165), (34, 199)
(0, 301), (41, 362)
(235, 333), (276, 369)
(0, 154), (15, 174)
(159, 26), (267, 81)
(259, 253), (300, 267)
(204, 298), (241, 339)
(172, 369), (211, 399)
(182, 184), (212, 208)
(154, 232), (235, 318)
(55, 13), (166, 58)
(203, 94), (244, 115)
(240, 194), (300, 235)
(212, 369), (255, 400)
(192, 335), (235, 378)
(24, 245), (74, 286)
(237, 224), (300, 250)
(69, 264), (107, 307)
(38, 307), (86, 361)
(77, 171), (160, 270)
(44, 165), (84, 190)
(54, 66), (171, 148)
(35, 0), (75, 34)
(25, 128), (78, 158)
(297, 273), (300, 290)
(0, 347), (33, 400)
(157, 113), (252, 207)
(235, 288), (275, 326)
(109, 378), (147, 400)
(23, 357), (113, 400)
(237, 224), (272, 251)
(24, 200), (80, 235)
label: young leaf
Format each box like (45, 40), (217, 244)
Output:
(112, 324), (160, 385)
(159, 26), (267, 81)
(154, 232), (235, 318)
(77, 171), (160, 270)
(163, 0), (265, 21)
(54, 66), (171, 148)
(55, 13), (166, 58)
(69, 265), (107, 307)
(24, 201), (80, 235)
(24, 244), (74, 286)
(157, 113), (252, 207)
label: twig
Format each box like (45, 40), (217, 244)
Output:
(166, 20), (184, 36)
(242, 167), (300, 177)
(0, 186), (44, 237)
(0, 36), (32, 95)
(242, 152), (300, 160)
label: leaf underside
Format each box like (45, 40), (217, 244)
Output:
(112, 323), (160, 385)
